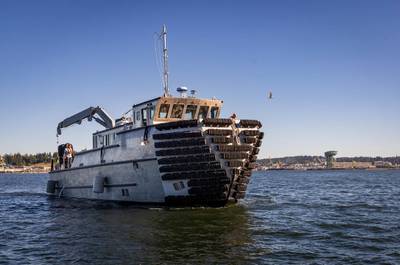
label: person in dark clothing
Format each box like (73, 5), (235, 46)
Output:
(58, 144), (66, 168)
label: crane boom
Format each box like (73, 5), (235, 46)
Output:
(57, 106), (115, 136)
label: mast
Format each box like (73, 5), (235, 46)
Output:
(161, 25), (169, 96)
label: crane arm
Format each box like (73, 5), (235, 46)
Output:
(57, 106), (115, 135)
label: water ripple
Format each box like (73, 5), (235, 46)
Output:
(0, 171), (399, 264)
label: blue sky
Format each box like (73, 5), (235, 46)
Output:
(0, 0), (399, 158)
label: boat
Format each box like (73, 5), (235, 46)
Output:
(47, 25), (263, 207)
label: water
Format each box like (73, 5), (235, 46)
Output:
(0, 170), (399, 264)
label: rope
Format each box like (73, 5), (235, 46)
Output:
(58, 186), (65, 198)
(226, 117), (241, 203)
(100, 146), (105, 163)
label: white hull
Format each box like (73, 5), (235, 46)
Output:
(49, 119), (263, 207)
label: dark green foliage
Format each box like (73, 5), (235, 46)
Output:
(2, 152), (57, 166)
(258, 156), (325, 166)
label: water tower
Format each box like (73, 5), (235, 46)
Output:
(324, 151), (337, 168)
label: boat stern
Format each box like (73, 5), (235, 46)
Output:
(153, 118), (263, 207)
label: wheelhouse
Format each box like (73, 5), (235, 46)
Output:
(131, 96), (223, 129)
(91, 95), (223, 149)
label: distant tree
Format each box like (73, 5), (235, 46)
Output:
(1, 152), (55, 166)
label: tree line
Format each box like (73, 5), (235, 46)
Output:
(1, 153), (57, 166)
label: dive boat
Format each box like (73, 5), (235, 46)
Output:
(47, 26), (263, 207)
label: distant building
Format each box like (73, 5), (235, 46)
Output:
(324, 151), (337, 168)
(333, 161), (374, 169)
(374, 161), (393, 168)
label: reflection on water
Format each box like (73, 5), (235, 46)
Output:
(154, 206), (253, 263)
(43, 197), (256, 264)
(1, 171), (400, 264)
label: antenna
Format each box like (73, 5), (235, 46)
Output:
(161, 25), (169, 96)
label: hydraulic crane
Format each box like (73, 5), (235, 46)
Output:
(56, 106), (115, 136)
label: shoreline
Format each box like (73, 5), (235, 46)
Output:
(0, 170), (49, 174)
(259, 167), (400, 171)
(1, 168), (399, 175)
(0, 163), (51, 174)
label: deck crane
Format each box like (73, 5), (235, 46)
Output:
(56, 106), (115, 136)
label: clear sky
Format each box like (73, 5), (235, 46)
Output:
(0, 0), (399, 158)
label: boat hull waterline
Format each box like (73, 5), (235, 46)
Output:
(48, 118), (263, 207)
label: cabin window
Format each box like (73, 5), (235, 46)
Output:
(136, 111), (140, 121)
(150, 106), (155, 120)
(141, 108), (147, 121)
(141, 108), (147, 126)
(171, 104), (184, 118)
(105, 135), (110, 146)
(198, 106), (209, 119)
(210, 107), (219, 119)
(184, 105), (197, 120)
(99, 135), (104, 146)
(158, 104), (170, 118)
